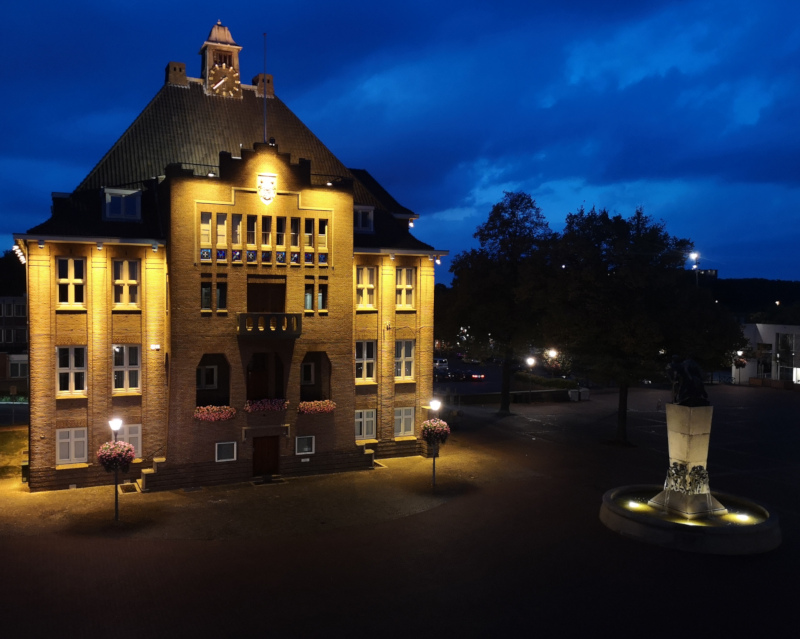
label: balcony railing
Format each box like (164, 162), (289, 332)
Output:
(237, 313), (302, 339)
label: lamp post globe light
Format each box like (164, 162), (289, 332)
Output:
(737, 350), (744, 385)
(429, 399), (441, 417)
(526, 357), (535, 400)
(109, 418), (122, 521)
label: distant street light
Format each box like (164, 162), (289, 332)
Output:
(690, 252), (700, 287)
(736, 350), (744, 385)
(526, 357), (535, 401)
(109, 418), (122, 521)
(547, 349), (557, 359)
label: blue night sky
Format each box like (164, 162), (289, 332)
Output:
(3, 0), (799, 283)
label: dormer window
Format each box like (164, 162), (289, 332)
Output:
(354, 207), (374, 233)
(104, 188), (141, 221)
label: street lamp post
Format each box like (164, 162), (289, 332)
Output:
(428, 399), (441, 487)
(737, 350), (744, 385)
(109, 418), (122, 521)
(526, 357), (535, 401)
(690, 252), (699, 287)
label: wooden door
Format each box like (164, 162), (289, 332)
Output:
(253, 436), (280, 476)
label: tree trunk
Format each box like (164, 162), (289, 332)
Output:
(615, 381), (629, 443)
(499, 348), (513, 414)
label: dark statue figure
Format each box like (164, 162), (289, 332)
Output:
(667, 356), (710, 406)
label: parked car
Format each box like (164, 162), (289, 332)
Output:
(451, 369), (485, 382)
(434, 357), (449, 370)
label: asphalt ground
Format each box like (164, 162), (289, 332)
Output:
(0, 385), (797, 638)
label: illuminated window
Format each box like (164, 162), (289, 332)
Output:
(118, 424), (142, 458)
(295, 436), (315, 455)
(113, 344), (140, 393)
(355, 341), (376, 382)
(231, 214), (242, 245)
(200, 212), (212, 244)
(113, 260), (139, 307)
(246, 215), (257, 245)
(304, 283), (314, 311)
(354, 207), (374, 232)
(57, 258), (85, 306)
(356, 266), (376, 308)
(56, 427), (87, 464)
(395, 268), (415, 308)
(304, 219), (314, 248)
(216, 213), (227, 246)
(261, 216), (272, 246)
(394, 407), (414, 436)
(355, 409), (376, 440)
(276, 217), (286, 246)
(394, 340), (415, 380)
(57, 346), (86, 396)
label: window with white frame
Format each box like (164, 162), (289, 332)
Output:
(304, 219), (314, 248)
(295, 436), (315, 455)
(395, 267), (415, 308)
(216, 213), (227, 246)
(354, 207), (374, 232)
(57, 346), (87, 396)
(355, 409), (376, 440)
(196, 365), (218, 390)
(318, 283), (328, 312)
(57, 258), (85, 306)
(56, 427), (87, 464)
(394, 407), (414, 436)
(113, 345), (140, 393)
(394, 340), (415, 380)
(231, 214), (242, 245)
(200, 212), (212, 244)
(113, 260), (139, 307)
(103, 188), (141, 221)
(276, 217), (286, 246)
(356, 266), (376, 308)
(262, 216), (272, 246)
(318, 219), (329, 249)
(355, 341), (376, 382)
(118, 424), (142, 458)
(216, 441), (237, 462)
(290, 218), (300, 248)
(247, 215), (257, 245)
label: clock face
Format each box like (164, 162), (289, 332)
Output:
(208, 63), (241, 97)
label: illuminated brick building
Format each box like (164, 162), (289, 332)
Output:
(15, 22), (445, 491)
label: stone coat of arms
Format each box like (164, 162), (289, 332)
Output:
(257, 173), (278, 206)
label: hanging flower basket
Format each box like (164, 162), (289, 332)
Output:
(97, 441), (136, 472)
(420, 418), (450, 445)
(244, 398), (289, 413)
(298, 400), (337, 414)
(194, 405), (237, 422)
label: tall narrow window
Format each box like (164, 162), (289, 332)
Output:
(355, 410), (376, 440)
(394, 340), (415, 380)
(276, 217), (286, 245)
(290, 218), (300, 248)
(355, 341), (376, 382)
(395, 267), (414, 308)
(356, 267), (376, 308)
(57, 346), (86, 396)
(304, 284), (314, 311)
(216, 282), (227, 310)
(113, 345), (140, 393)
(318, 283), (328, 312)
(304, 219), (314, 248)
(318, 219), (329, 249)
(231, 214), (242, 245)
(201, 282), (212, 310)
(119, 424), (142, 458)
(200, 212), (212, 244)
(57, 258), (85, 306)
(246, 215), (257, 245)
(262, 216), (272, 246)
(216, 213), (227, 246)
(113, 260), (139, 307)
(394, 407), (415, 436)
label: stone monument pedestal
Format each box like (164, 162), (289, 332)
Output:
(648, 404), (727, 519)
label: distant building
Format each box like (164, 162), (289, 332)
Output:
(0, 295), (28, 396)
(14, 22), (446, 492)
(734, 323), (800, 384)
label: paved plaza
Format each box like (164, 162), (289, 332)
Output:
(0, 385), (797, 637)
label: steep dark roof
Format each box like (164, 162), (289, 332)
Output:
(76, 81), (351, 192)
(30, 74), (434, 252)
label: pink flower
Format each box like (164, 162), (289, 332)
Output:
(298, 400), (337, 414)
(194, 405), (237, 421)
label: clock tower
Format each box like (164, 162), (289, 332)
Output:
(200, 20), (243, 98)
